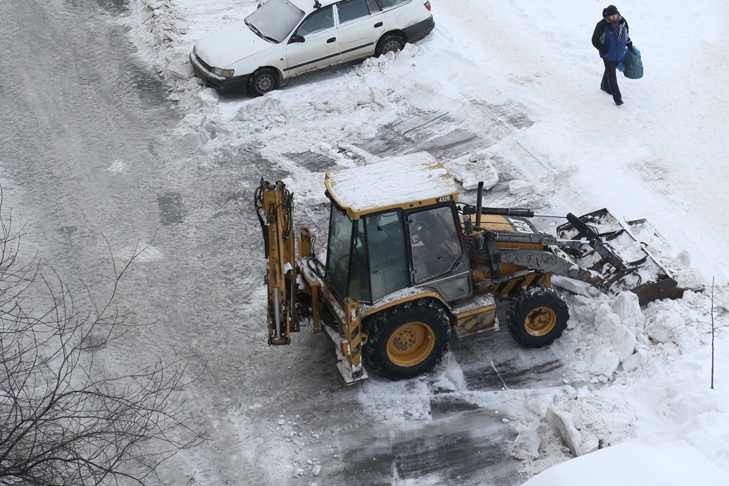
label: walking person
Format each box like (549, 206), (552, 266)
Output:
(592, 5), (634, 106)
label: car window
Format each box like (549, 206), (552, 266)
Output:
(379, 0), (408, 9)
(296, 6), (335, 36)
(337, 0), (370, 24)
(367, 0), (382, 11)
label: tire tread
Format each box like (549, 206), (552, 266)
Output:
(363, 299), (450, 380)
(507, 286), (569, 348)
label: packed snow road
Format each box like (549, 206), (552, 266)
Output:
(0, 0), (277, 484)
(0, 0), (173, 270)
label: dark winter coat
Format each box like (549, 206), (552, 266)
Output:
(592, 18), (631, 62)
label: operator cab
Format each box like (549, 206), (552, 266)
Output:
(323, 154), (472, 306)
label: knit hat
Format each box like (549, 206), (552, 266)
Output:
(603, 5), (620, 17)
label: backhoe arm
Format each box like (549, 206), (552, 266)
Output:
(255, 180), (298, 345)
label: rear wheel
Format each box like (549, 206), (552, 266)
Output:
(507, 287), (569, 348)
(364, 300), (450, 380)
(376, 33), (406, 57)
(248, 68), (278, 96)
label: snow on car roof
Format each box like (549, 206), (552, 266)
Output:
(324, 152), (460, 218)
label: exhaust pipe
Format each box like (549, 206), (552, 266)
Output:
(475, 181), (484, 229)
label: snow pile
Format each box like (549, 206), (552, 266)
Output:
(549, 292), (641, 382)
(233, 96), (290, 133)
(511, 284), (728, 478)
(128, 0), (190, 78)
(442, 152), (499, 191)
(523, 441), (728, 486)
(541, 390), (636, 456)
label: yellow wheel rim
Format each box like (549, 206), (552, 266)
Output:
(386, 321), (436, 368)
(524, 306), (557, 337)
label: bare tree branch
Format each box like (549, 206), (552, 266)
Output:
(0, 190), (204, 485)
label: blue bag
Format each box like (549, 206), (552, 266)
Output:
(623, 47), (643, 79)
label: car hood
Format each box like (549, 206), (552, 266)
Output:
(194, 26), (273, 68)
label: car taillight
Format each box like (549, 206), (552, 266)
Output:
(424, 1), (431, 11)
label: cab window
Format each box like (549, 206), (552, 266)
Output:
(366, 211), (409, 301)
(296, 6), (334, 36)
(348, 219), (371, 302)
(337, 0), (371, 23)
(407, 205), (462, 284)
(326, 205), (353, 300)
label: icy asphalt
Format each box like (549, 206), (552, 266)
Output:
(0, 1), (554, 484)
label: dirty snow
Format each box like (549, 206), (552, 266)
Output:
(122, 0), (729, 484)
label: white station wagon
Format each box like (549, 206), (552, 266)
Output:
(190, 0), (434, 95)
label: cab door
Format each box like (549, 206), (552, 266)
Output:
(285, 6), (340, 77)
(335, 0), (377, 62)
(406, 204), (472, 302)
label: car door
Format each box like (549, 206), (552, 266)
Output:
(335, 0), (377, 62)
(284, 6), (340, 77)
(371, 0), (410, 34)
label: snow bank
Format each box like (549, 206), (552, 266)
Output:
(523, 441), (728, 486)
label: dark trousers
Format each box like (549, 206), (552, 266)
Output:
(601, 60), (622, 103)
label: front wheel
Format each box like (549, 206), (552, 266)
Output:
(248, 68), (278, 96)
(363, 300), (450, 380)
(507, 287), (569, 348)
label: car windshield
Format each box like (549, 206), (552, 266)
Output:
(245, 0), (305, 43)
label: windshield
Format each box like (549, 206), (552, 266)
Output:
(245, 0), (305, 43)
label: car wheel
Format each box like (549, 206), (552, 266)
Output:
(249, 68), (278, 96)
(376, 34), (406, 57)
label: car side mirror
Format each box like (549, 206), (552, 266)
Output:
(289, 34), (305, 44)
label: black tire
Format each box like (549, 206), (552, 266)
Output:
(248, 68), (278, 96)
(363, 299), (450, 380)
(507, 287), (569, 348)
(375, 33), (406, 57)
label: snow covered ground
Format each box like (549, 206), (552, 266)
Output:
(523, 440), (728, 486)
(124, 0), (729, 483)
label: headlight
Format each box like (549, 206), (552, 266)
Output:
(213, 67), (235, 78)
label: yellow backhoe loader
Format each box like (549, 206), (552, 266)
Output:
(254, 155), (683, 383)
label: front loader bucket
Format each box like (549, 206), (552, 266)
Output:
(556, 209), (684, 306)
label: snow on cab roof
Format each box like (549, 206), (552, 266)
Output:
(325, 153), (460, 218)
